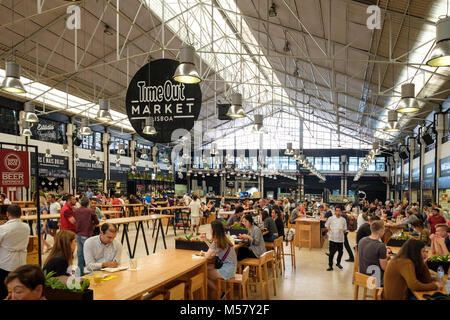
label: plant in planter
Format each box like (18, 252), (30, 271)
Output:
(387, 232), (409, 247)
(175, 234), (209, 251)
(43, 270), (93, 300)
(225, 223), (248, 236)
(427, 254), (450, 274)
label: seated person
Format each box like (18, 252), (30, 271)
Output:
(225, 206), (244, 227)
(356, 215), (380, 245)
(200, 202), (209, 220)
(430, 224), (450, 256)
(289, 203), (302, 224)
(411, 220), (430, 247)
(272, 208), (285, 240)
(358, 221), (390, 287)
(43, 230), (76, 277)
(383, 239), (442, 300)
(262, 210), (278, 242)
(4, 265), (46, 300)
(236, 215), (266, 261)
(83, 223), (122, 273)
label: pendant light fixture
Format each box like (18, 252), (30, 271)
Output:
(210, 143), (218, 156)
(384, 110), (400, 133)
(80, 118), (92, 135)
(131, 162), (136, 171)
(426, 17), (450, 67)
(285, 143), (294, 156)
(145, 165), (149, 171)
(20, 120), (32, 137)
(1, 61), (26, 94)
(45, 149), (52, 158)
(140, 149), (148, 160)
(96, 99), (112, 121)
(74, 153), (79, 162)
(226, 93), (245, 118)
(162, 153), (169, 163)
(397, 83), (420, 113)
(268, 2), (277, 17)
(23, 101), (39, 123)
(293, 149), (300, 161)
(62, 144), (69, 154)
(251, 114), (266, 134)
(115, 154), (121, 163)
(143, 117), (157, 135)
(115, 162), (120, 168)
(173, 44), (201, 84)
(95, 157), (101, 165)
(89, 149), (95, 159)
(118, 143), (125, 155)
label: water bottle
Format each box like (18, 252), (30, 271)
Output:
(437, 265), (445, 284)
(446, 275), (450, 293)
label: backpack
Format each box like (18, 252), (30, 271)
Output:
(286, 228), (296, 241)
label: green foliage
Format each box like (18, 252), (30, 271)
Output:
(44, 270), (90, 293)
(230, 223), (246, 230)
(429, 254), (450, 263)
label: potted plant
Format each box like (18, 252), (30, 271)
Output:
(427, 254), (450, 274)
(225, 223), (248, 236)
(43, 271), (93, 300)
(387, 232), (409, 247)
(175, 234), (209, 251)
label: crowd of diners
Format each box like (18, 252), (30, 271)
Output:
(0, 188), (449, 300)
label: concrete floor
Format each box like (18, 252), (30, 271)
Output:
(40, 222), (357, 300)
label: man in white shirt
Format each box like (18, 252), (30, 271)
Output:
(183, 193), (191, 206)
(0, 194), (11, 205)
(325, 205), (347, 271)
(189, 194), (201, 235)
(83, 223), (122, 273)
(46, 194), (61, 238)
(0, 205), (30, 299)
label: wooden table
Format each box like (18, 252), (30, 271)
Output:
(90, 249), (208, 300)
(217, 211), (234, 219)
(22, 207), (37, 215)
(12, 201), (35, 208)
(100, 214), (174, 258)
(413, 273), (449, 300)
(294, 217), (323, 249)
(21, 214), (60, 235)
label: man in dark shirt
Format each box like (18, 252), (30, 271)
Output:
(272, 208), (285, 240)
(74, 197), (99, 276)
(358, 220), (390, 287)
(226, 206), (245, 227)
(356, 215), (380, 245)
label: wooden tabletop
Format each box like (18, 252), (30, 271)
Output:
(90, 248), (207, 300)
(20, 214), (60, 221)
(413, 274), (449, 300)
(98, 214), (173, 226)
(295, 217), (322, 223)
(22, 207), (37, 212)
(149, 206), (189, 211)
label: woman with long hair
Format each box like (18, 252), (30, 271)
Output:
(37, 196), (52, 254)
(383, 239), (443, 300)
(200, 220), (237, 299)
(237, 214), (266, 261)
(43, 230), (76, 277)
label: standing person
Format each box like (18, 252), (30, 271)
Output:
(189, 194), (202, 235)
(85, 187), (93, 199)
(43, 230), (76, 277)
(37, 197), (52, 254)
(357, 207), (369, 231)
(283, 199), (290, 227)
(183, 193), (192, 206)
(0, 205), (30, 299)
(383, 239), (442, 300)
(236, 214), (266, 260)
(341, 208), (355, 262)
(0, 193), (11, 205)
(200, 220), (237, 299)
(60, 194), (76, 233)
(325, 205), (347, 271)
(47, 194), (60, 240)
(427, 208), (447, 234)
(73, 197), (99, 276)
(90, 198), (104, 236)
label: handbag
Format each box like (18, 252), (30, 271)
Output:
(214, 246), (231, 269)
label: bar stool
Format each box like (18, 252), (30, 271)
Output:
(282, 237), (296, 269)
(353, 272), (381, 300)
(265, 237), (284, 275)
(188, 273), (206, 300)
(352, 246), (359, 284)
(167, 282), (186, 300)
(298, 223), (312, 249)
(238, 250), (275, 299)
(217, 266), (250, 300)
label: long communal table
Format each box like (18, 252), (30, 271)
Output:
(20, 214), (60, 235)
(148, 206), (190, 234)
(99, 214), (173, 258)
(90, 248), (207, 300)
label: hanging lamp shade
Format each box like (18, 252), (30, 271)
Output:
(384, 110), (400, 132)
(95, 157), (101, 165)
(96, 99), (112, 121)
(80, 118), (92, 135)
(89, 149), (95, 158)
(143, 117), (157, 135)
(426, 17), (450, 67)
(20, 120), (32, 137)
(397, 83), (420, 113)
(293, 149), (300, 160)
(1, 61), (26, 93)
(211, 143), (218, 155)
(45, 149), (52, 158)
(173, 44), (201, 84)
(118, 143), (125, 155)
(23, 101), (39, 123)
(268, 3), (277, 17)
(285, 142), (294, 156)
(62, 144), (69, 154)
(226, 93), (245, 118)
(252, 114), (266, 134)
(141, 149), (148, 159)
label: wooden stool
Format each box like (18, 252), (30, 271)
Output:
(282, 238), (296, 269)
(353, 272), (381, 300)
(298, 223), (312, 249)
(265, 237), (284, 275)
(352, 247), (359, 284)
(217, 266), (250, 300)
(262, 250), (277, 299)
(188, 273), (206, 300)
(167, 282), (186, 300)
(238, 250), (275, 300)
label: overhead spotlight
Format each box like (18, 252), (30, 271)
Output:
(96, 99), (112, 121)
(143, 117), (157, 135)
(1, 61), (26, 93)
(210, 143), (218, 156)
(140, 149), (148, 160)
(293, 67), (300, 77)
(89, 149), (95, 159)
(131, 163), (136, 171)
(293, 149), (300, 161)
(79, 118), (92, 136)
(20, 120), (32, 137)
(173, 44), (201, 84)
(118, 143), (125, 155)
(285, 142), (294, 156)
(103, 24), (114, 36)
(45, 149), (51, 158)
(23, 101), (39, 123)
(397, 83), (420, 114)
(74, 153), (79, 161)
(426, 17), (450, 67)
(115, 162), (120, 168)
(268, 2), (277, 17)
(283, 40), (290, 52)
(384, 110), (400, 133)
(251, 114), (267, 134)
(62, 144), (69, 154)
(226, 93), (245, 118)
(95, 157), (101, 165)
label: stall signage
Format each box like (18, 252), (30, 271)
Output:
(441, 156), (450, 177)
(126, 59), (202, 143)
(412, 168), (420, 182)
(424, 163), (435, 179)
(0, 149), (29, 187)
(76, 159), (103, 171)
(31, 152), (69, 178)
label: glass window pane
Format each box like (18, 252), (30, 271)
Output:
(314, 157), (322, 170)
(322, 157), (330, 170)
(331, 157), (340, 171)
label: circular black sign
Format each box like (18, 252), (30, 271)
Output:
(126, 59), (202, 143)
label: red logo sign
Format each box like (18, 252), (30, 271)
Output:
(0, 149), (29, 188)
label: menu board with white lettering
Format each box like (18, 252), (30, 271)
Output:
(30, 152), (69, 178)
(30, 118), (66, 144)
(76, 159), (105, 179)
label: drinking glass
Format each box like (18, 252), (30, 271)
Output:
(93, 271), (103, 286)
(129, 258), (138, 270)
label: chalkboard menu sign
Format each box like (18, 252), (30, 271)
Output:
(110, 163), (130, 181)
(30, 152), (69, 178)
(76, 159), (105, 179)
(30, 118), (66, 144)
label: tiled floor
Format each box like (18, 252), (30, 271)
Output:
(40, 222), (357, 300)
